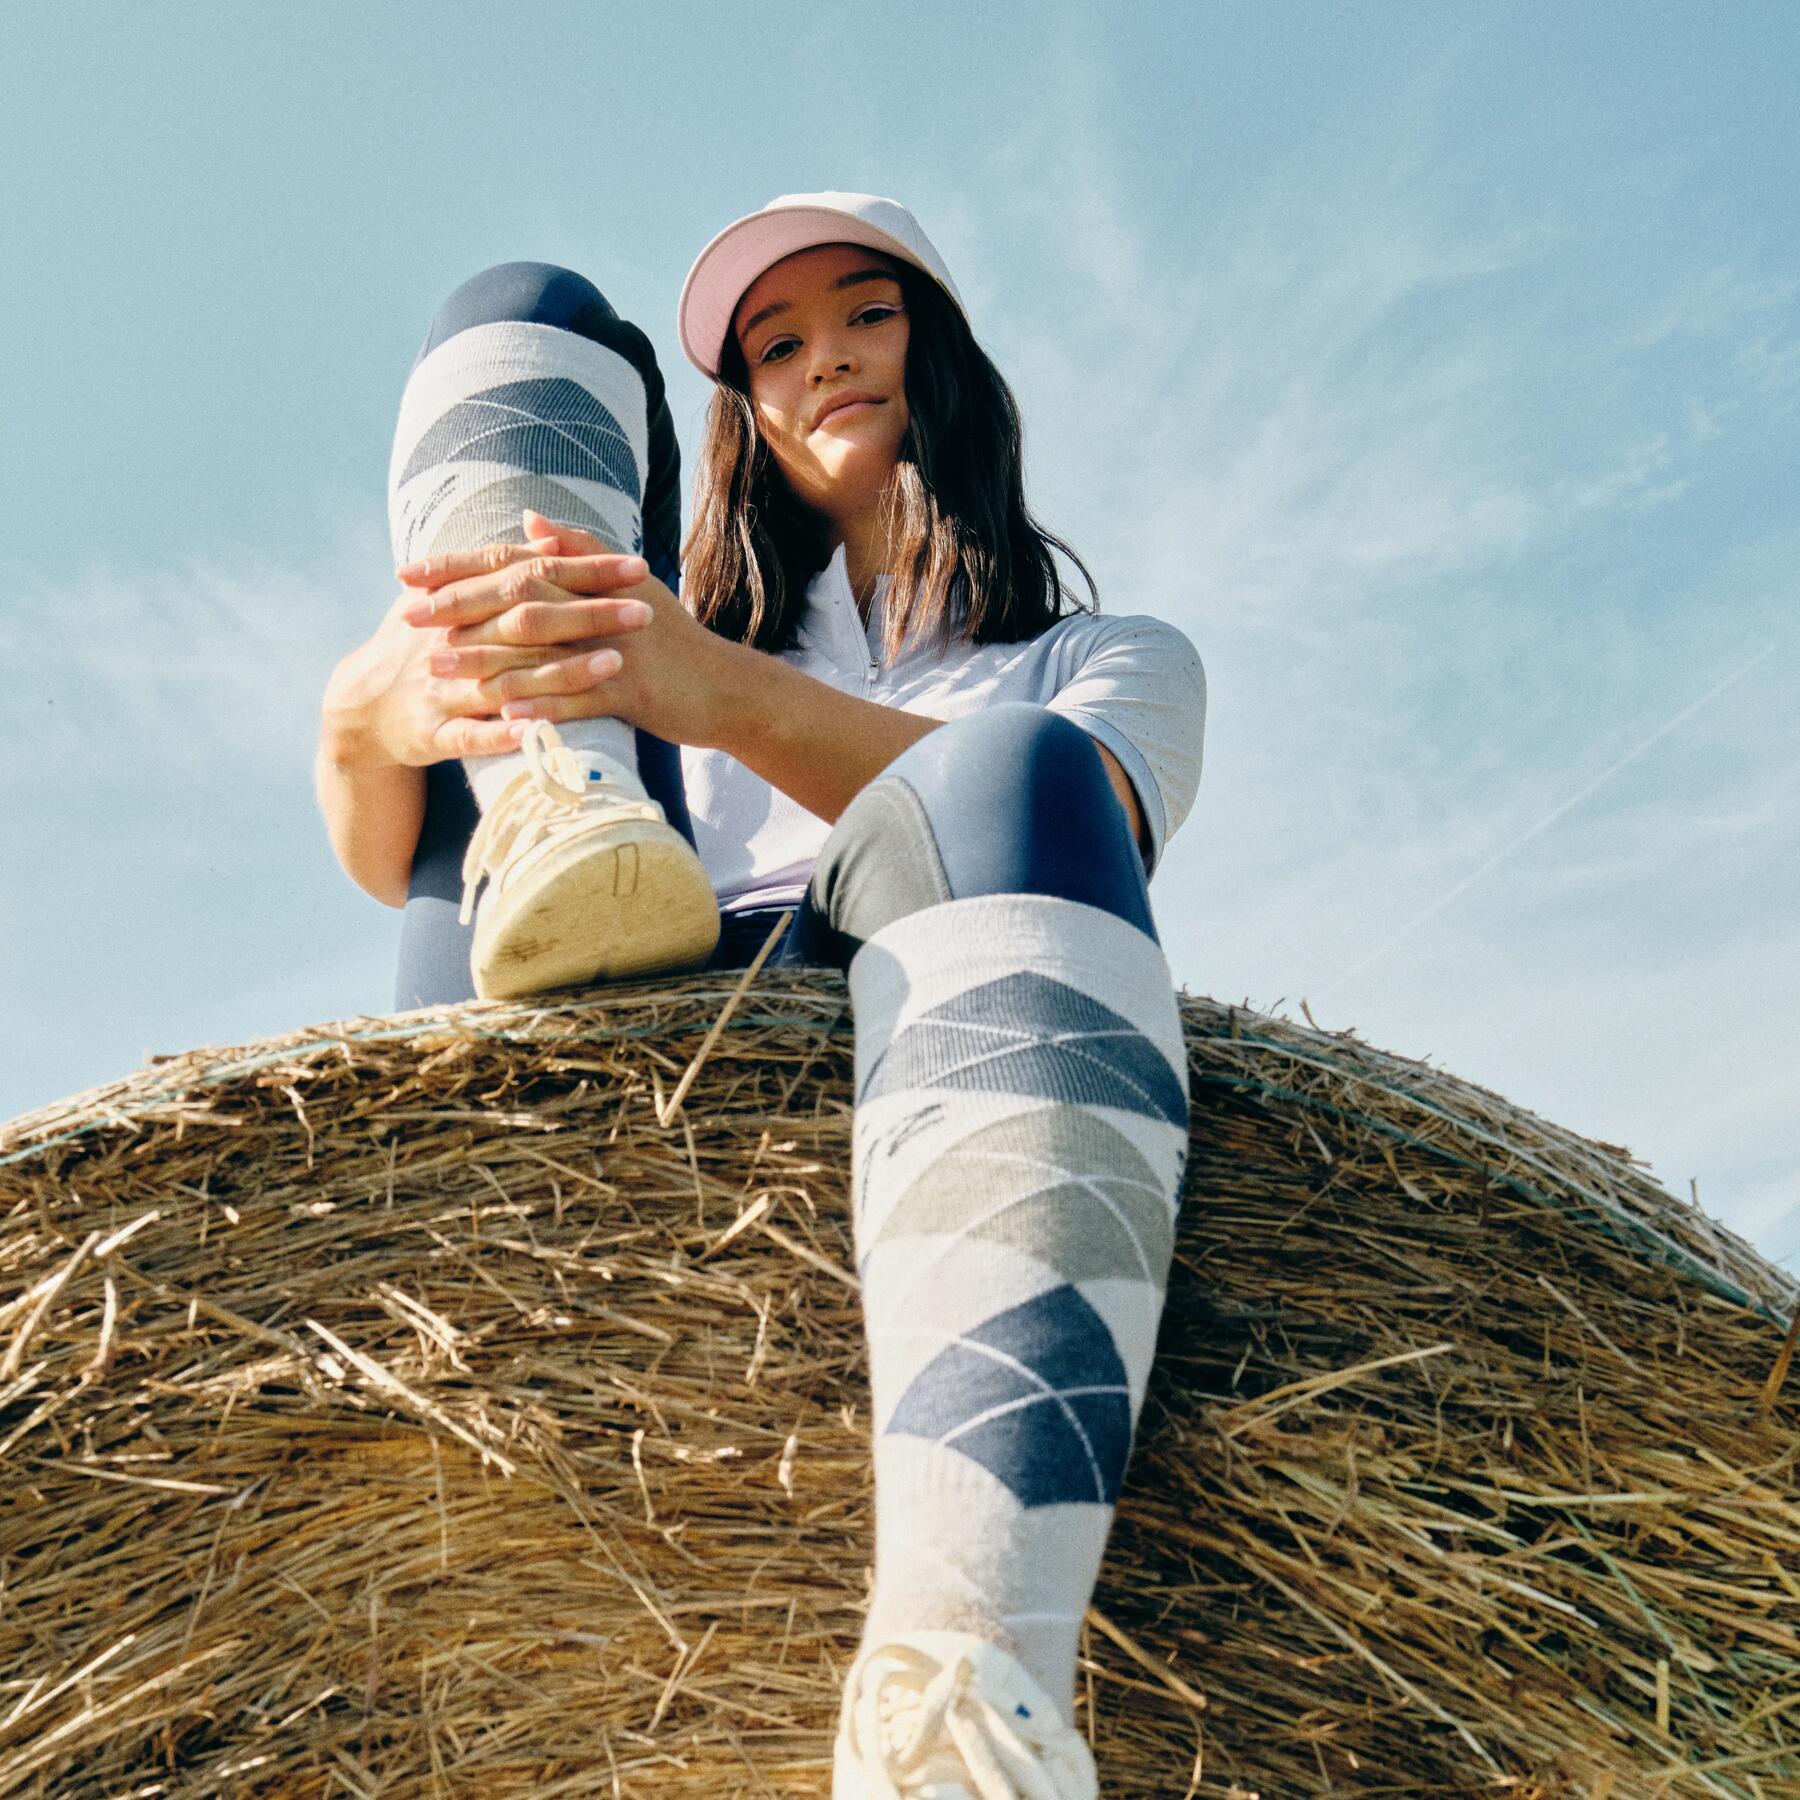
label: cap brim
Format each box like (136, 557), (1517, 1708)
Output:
(677, 206), (930, 379)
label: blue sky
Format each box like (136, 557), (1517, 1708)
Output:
(2, 3), (1795, 1259)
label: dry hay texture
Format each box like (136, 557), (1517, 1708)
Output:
(2, 968), (1798, 1799)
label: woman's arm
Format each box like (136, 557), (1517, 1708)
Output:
(713, 648), (1146, 844)
(409, 519), (1149, 846)
(702, 645), (938, 822)
(314, 706), (427, 909)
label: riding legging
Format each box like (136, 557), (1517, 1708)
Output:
(385, 264), (1187, 1727)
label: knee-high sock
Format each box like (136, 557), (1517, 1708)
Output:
(846, 893), (1189, 1724)
(387, 318), (644, 809)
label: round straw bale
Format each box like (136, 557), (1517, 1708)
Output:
(2, 970), (1796, 1796)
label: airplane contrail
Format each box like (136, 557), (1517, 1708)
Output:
(1311, 639), (1779, 1007)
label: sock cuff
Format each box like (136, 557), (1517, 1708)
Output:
(464, 729), (642, 813)
(847, 893), (1184, 1069)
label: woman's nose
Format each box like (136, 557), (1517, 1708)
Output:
(808, 335), (855, 381)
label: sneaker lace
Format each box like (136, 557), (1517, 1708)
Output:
(853, 1645), (1089, 1800)
(457, 720), (663, 927)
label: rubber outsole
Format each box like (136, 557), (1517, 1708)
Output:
(470, 817), (721, 1001)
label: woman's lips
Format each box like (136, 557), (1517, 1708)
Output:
(813, 398), (883, 428)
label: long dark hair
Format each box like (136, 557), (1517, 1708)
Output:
(680, 256), (1098, 661)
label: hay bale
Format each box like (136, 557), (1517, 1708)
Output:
(2, 969), (1796, 1797)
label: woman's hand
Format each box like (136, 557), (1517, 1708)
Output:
(322, 520), (654, 768)
(399, 510), (754, 750)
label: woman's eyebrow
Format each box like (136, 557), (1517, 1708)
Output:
(737, 268), (902, 340)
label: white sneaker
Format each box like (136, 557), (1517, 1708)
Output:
(458, 721), (719, 1000)
(832, 1630), (1098, 1799)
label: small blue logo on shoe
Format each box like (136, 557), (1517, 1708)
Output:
(1017, 1704), (1031, 1718)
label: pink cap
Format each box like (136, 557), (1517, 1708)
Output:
(677, 191), (967, 379)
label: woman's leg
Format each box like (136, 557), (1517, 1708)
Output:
(389, 263), (698, 1008)
(803, 705), (1189, 1755)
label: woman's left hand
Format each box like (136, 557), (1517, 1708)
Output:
(399, 510), (753, 749)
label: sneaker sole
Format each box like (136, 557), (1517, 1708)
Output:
(471, 818), (720, 1001)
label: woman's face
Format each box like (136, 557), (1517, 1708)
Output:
(732, 242), (911, 521)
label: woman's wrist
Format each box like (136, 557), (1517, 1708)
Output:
(698, 634), (789, 759)
(700, 643), (939, 823)
(319, 647), (406, 771)
(319, 695), (396, 772)
(315, 662), (427, 896)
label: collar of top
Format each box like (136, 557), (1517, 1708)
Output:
(798, 543), (889, 672)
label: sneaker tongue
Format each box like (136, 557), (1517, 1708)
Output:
(573, 750), (639, 791)
(912, 1758), (980, 1796)
(884, 1689), (983, 1795)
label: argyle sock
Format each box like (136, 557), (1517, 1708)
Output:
(846, 893), (1189, 1725)
(387, 318), (645, 810)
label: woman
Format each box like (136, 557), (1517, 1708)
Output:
(317, 192), (1205, 1799)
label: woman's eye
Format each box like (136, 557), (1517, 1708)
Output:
(757, 304), (900, 365)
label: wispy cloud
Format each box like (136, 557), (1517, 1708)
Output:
(1553, 433), (1690, 514)
(2, 523), (404, 1115)
(1627, 264), (1798, 356)
(5, 521), (391, 778)
(917, 34), (1800, 1255)
(1311, 639), (1779, 1005)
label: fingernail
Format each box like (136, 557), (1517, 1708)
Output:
(395, 561), (425, 582)
(502, 701), (537, 719)
(507, 720), (528, 741)
(588, 650), (621, 676)
(618, 601), (652, 626)
(429, 652), (456, 674)
(620, 556), (648, 579)
(403, 601), (431, 625)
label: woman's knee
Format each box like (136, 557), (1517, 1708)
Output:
(879, 706), (1131, 857)
(806, 705), (1156, 958)
(420, 262), (637, 362)
(415, 262), (669, 406)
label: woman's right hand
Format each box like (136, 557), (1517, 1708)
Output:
(320, 531), (654, 768)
